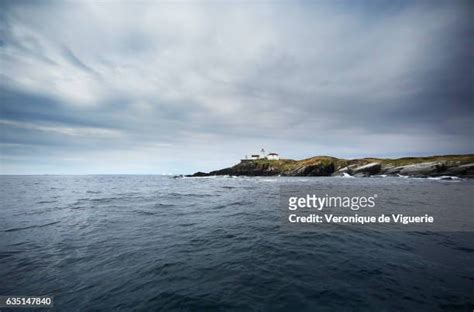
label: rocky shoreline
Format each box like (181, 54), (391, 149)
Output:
(187, 154), (474, 178)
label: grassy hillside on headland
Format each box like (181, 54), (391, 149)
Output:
(189, 154), (474, 178)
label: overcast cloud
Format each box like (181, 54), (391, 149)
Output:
(0, 0), (472, 174)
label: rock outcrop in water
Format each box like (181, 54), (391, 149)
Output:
(188, 154), (474, 178)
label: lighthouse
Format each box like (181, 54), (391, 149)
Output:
(241, 148), (280, 161)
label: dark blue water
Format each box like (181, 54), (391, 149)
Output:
(1, 175), (473, 311)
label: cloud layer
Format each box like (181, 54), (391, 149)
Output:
(1, 1), (472, 174)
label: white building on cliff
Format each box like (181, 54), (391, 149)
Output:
(267, 153), (280, 160)
(243, 149), (280, 161)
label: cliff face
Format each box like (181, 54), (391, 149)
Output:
(188, 155), (474, 178)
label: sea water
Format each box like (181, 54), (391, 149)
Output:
(1, 175), (473, 311)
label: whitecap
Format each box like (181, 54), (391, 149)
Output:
(428, 176), (460, 181)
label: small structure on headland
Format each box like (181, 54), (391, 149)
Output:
(242, 148), (280, 161)
(267, 153), (279, 160)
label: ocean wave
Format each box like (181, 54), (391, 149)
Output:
(185, 175), (235, 179)
(258, 178), (280, 182)
(36, 200), (58, 204)
(427, 176), (460, 181)
(167, 192), (216, 198)
(4, 221), (61, 233)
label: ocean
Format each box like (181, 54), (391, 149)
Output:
(1, 175), (473, 311)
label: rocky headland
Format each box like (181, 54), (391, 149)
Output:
(188, 154), (474, 178)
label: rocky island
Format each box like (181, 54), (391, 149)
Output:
(189, 154), (474, 178)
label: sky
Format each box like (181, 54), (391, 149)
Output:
(0, 0), (472, 174)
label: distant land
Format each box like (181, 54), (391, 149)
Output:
(188, 154), (474, 178)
